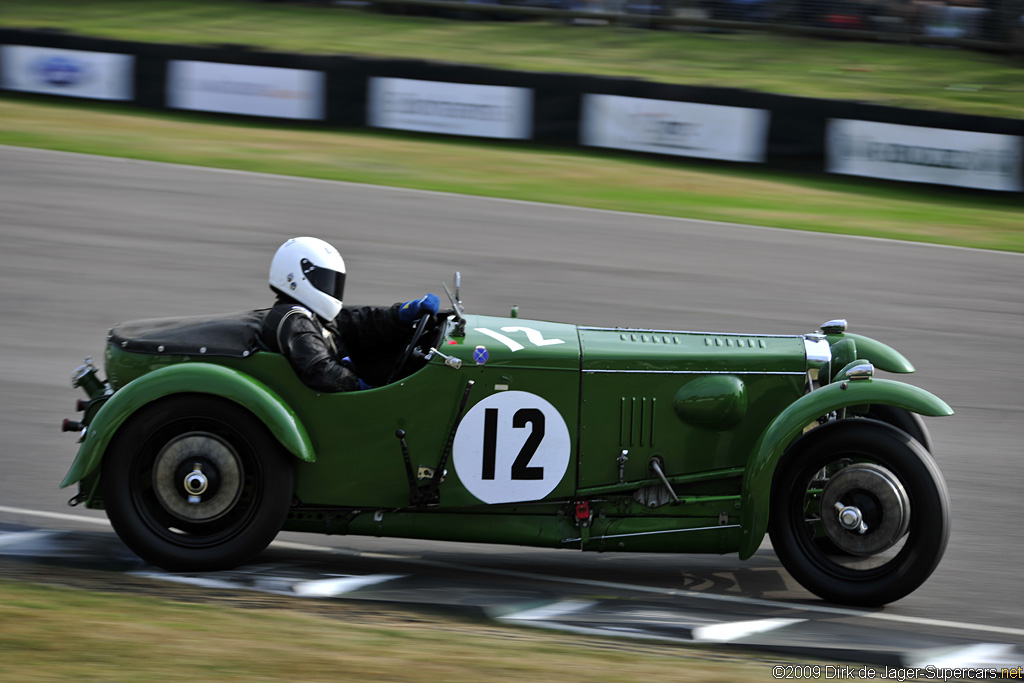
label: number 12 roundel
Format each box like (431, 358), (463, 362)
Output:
(453, 391), (571, 504)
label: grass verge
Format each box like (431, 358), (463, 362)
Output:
(1, 96), (1021, 252)
(0, 569), (784, 682)
(1, 0), (1022, 118)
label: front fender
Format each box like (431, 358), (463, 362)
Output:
(737, 377), (952, 559)
(60, 363), (315, 488)
(828, 332), (915, 374)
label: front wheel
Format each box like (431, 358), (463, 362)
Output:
(101, 395), (294, 572)
(769, 421), (949, 605)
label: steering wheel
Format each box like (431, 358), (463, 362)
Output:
(387, 313), (434, 384)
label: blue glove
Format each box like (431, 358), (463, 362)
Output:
(399, 293), (440, 323)
(356, 378), (373, 391)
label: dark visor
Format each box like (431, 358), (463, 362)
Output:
(301, 258), (345, 300)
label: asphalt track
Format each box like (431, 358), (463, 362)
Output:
(1, 145), (1022, 648)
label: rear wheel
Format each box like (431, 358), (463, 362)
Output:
(101, 395), (293, 572)
(769, 421), (949, 605)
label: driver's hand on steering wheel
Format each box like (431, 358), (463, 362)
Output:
(398, 293), (440, 323)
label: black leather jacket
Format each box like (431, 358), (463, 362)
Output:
(260, 298), (411, 392)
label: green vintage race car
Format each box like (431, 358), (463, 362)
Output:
(60, 276), (952, 606)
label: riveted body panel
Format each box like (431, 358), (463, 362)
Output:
(577, 328), (805, 490)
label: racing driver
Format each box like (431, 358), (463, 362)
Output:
(261, 236), (439, 392)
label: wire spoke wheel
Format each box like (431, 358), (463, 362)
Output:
(769, 421), (949, 605)
(102, 396), (293, 571)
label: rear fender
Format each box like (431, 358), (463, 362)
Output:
(737, 377), (952, 559)
(60, 363), (314, 488)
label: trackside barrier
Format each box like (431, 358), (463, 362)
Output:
(1, 29), (1021, 192)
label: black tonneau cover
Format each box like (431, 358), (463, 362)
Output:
(108, 309), (269, 358)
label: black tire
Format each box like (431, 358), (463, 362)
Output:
(769, 421), (949, 606)
(101, 395), (293, 572)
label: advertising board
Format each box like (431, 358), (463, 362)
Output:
(828, 119), (1023, 192)
(368, 77), (533, 139)
(1, 45), (133, 101)
(581, 94), (770, 163)
(167, 61), (325, 120)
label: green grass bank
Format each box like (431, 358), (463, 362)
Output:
(2, 0), (1022, 118)
(1, 97), (1020, 251)
(0, 572), (796, 682)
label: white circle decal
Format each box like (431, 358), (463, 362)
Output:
(453, 391), (571, 504)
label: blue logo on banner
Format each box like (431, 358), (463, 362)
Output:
(473, 345), (489, 366)
(34, 57), (89, 87)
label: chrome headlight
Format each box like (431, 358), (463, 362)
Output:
(820, 319), (848, 335)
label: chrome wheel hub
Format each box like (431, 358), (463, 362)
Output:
(820, 463), (910, 556)
(183, 465), (209, 502)
(153, 432), (242, 522)
(835, 502), (868, 534)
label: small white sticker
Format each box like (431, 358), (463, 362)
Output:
(474, 328), (524, 352)
(500, 326), (565, 347)
(453, 391), (571, 504)
(474, 326), (566, 352)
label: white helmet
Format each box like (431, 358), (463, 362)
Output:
(269, 237), (346, 321)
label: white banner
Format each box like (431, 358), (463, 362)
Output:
(0, 45), (133, 100)
(167, 61), (325, 120)
(827, 119), (1023, 192)
(368, 78), (533, 139)
(580, 94), (770, 163)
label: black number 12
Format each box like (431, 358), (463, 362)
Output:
(482, 408), (545, 481)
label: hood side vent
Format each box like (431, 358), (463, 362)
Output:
(705, 337), (767, 349)
(620, 396), (657, 448)
(619, 333), (682, 345)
